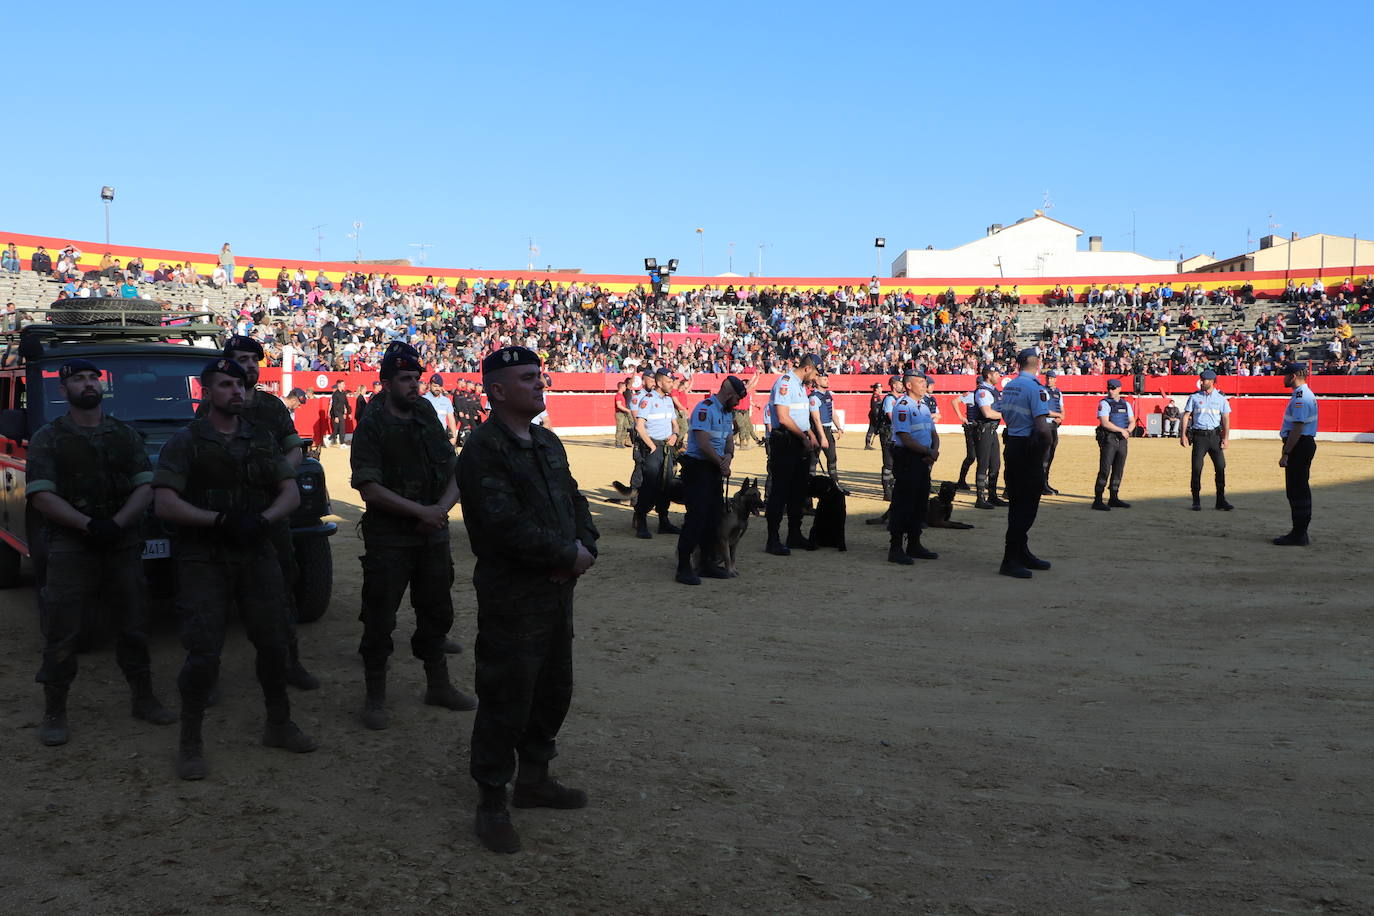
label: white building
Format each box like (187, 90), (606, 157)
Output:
(891, 213), (1178, 278)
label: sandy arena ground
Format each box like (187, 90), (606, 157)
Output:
(2, 431), (1372, 915)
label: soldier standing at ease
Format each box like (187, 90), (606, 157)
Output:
(202, 336), (318, 690)
(1092, 379), (1133, 511)
(1274, 364), (1318, 546)
(27, 359), (176, 746)
(1040, 370), (1064, 495)
(764, 354), (821, 555)
(970, 366), (1006, 509)
(612, 379), (633, 447)
(998, 348), (1054, 578)
(350, 341), (474, 731)
(886, 370), (939, 565)
(154, 358), (316, 780)
(631, 368), (681, 539)
(457, 346), (599, 855)
(675, 376), (744, 585)
(1180, 369), (1234, 511)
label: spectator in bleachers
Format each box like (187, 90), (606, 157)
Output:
(242, 264), (260, 287)
(30, 245), (52, 276)
(218, 243), (235, 286)
(211, 264), (228, 288)
(2, 243), (19, 274)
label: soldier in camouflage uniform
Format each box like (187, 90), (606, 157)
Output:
(198, 335), (318, 690)
(154, 358), (317, 780)
(350, 341), (474, 732)
(457, 345), (599, 855)
(27, 358), (177, 746)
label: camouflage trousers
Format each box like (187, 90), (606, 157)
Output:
(357, 539), (455, 671)
(36, 541), (151, 688)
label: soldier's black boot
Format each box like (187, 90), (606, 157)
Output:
(785, 526), (816, 551)
(1091, 488), (1110, 511)
(176, 701), (206, 780)
(974, 487), (993, 509)
(657, 514), (681, 535)
(905, 537), (938, 561)
(262, 698), (319, 754)
(1215, 486), (1234, 511)
(39, 685), (70, 747)
(285, 643), (320, 691)
(999, 548), (1032, 579)
(1190, 491), (1202, 511)
(1274, 512), (1310, 546)
(423, 658), (477, 711)
(512, 759), (588, 810)
(764, 527), (790, 556)
(954, 477), (971, 491)
(633, 513), (652, 539)
(475, 784), (521, 854)
(989, 491), (1008, 507)
(1108, 490), (1131, 508)
(1020, 548), (1051, 570)
(361, 667), (389, 730)
(887, 535), (913, 565)
(129, 674), (177, 726)
(675, 552), (701, 586)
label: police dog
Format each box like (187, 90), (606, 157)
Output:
(807, 475), (848, 551)
(927, 480), (974, 530)
(701, 477), (764, 577)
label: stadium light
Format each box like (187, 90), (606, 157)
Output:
(874, 237), (886, 276)
(101, 186), (115, 245)
(644, 257), (658, 271)
(667, 258), (679, 272)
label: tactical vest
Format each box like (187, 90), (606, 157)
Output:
(372, 407), (452, 506)
(975, 382), (1001, 424)
(182, 418), (282, 515)
(1100, 397), (1131, 432)
(49, 416), (139, 519)
(815, 390), (834, 426)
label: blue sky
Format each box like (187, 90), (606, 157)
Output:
(5, 0), (1370, 277)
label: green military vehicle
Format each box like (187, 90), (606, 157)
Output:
(0, 300), (336, 627)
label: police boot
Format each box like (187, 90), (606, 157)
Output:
(1215, 488), (1234, 511)
(998, 548), (1033, 579)
(475, 784), (521, 854)
(657, 514), (681, 535)
(989, 490), (1008, 507)
(176, 702), (207, 781)
(423, 658), (478, 711)
(954, 478), (971, 491)
(1091, 489), (1110, 511)
(128, 674), (177, 726)
(887, 536), (913, 565)
(764, 528), (790, 556)
(285, 644), (321, 691)
(633, 513), (652, 539)
(1190, 492), (1202, 511)
(1020, 548), (1051, 570)
(905, 538), (938, 561)
(39, 685), (70, 747)
(786, 527), (816, 551)
(262, 698), (319, 754)
(675, 553), (701, 586)
(974, 488), (994, 510)
(512, 758), (589, 810)
(361, 668), (389, 731)
(1108, 491), (1131, 508)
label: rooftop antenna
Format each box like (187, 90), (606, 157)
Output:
(527, 237), (540, 271)
(728, 241), (736, 273)
(309, 224), (326, 260)
(1042, 189), (1054, 213)
(756, 242), (771, 277)
(409, 242), (434, 266)
(347, 221), (363, 262)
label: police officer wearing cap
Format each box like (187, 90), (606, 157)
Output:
(878, 375), (903, 503)
(765, 354), (821, 555)
(808, 373), (843, 486)
(26, 358), (177, 747)
(676, 376), (744, 585)
(154, 357), (316, 780)
(1181, 369), (1234, 511)
(998, 348), (1054, 578)
(1275, 363), (1318, 546)
(1092, 379), (1133, 511)
(457, 345), (599, 854)
(1040, 369), (1064, 495)
(953, 386), (977, 491)
(632, 368), (681, 539)
(970, 366), (1006, 509)
(887, 370), (939, 565)
(200, 335), (319, 690)
(350, 341), (474, 732)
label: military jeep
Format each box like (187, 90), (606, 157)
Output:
(0, 300), (336, 627)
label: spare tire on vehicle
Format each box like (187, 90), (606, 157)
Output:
(49, 297), (166, 326)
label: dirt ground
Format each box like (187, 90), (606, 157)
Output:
(2, 431), (1372, 915)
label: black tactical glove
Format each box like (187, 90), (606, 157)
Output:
(85, 518), (123, 548)
(215, 511), (267, 546)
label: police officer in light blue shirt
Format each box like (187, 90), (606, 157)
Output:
(1274, 363), (1318, 545)
(955, 387), (978, 491)
(886, 371), (939, 565)
(1092, 379), (1133, 511)
(998, 349), (1053, 578)
(877, 376), (903, 503)
(632, 368), (682, 539)
(1040, 370), (1064, 495)
(970, 367), (1005, 509)
(1181, 369), (1233, 511)
(764, 355), (822, 555)
(808, 374), (843, 486)
(675, 376), (745, 584)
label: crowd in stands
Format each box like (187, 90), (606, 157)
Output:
(8, 239), (1372, 377)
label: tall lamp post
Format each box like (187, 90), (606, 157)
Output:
(644, 257), (679, 359)
(101, 186), (115, 245)
(695, 228), (705, 276)
(874, 237), (886, 277)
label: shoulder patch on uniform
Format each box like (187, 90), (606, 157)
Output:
(896, 411), (907, 421)
(697, 410), (706, 421)
(1039, 390), (1049, 402)
(779, 385), (788, 396)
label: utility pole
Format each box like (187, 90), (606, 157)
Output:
(409, 242), (434, 266)
(309, 224), (325, 260)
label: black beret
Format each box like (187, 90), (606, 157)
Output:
(223, 335), (264, 360)
(481, 346), (541, 376)
(58, 358), (101, 380)
(201, 357), (248, 383)
(725, 375), (747, 397)
(380, 341), (423, 380)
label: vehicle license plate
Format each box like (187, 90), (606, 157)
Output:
(142, 538), (171, 560)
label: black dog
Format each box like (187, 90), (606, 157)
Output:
(806, 475), (847, 551)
